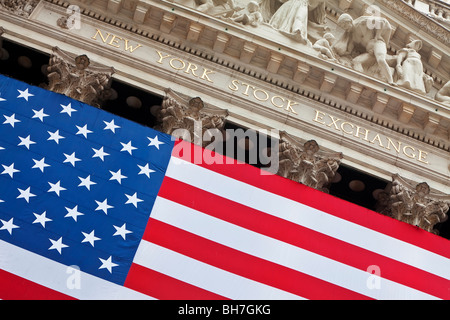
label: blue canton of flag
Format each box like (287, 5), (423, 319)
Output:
(0, 74), (174, 285)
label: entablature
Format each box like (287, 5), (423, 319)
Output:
(0, 0), (449, 193)
(24, 0), (450, 149)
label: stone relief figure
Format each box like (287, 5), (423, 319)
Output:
(45, 47), (115, 108)
(333, 13), (395, 85)
(268, 0), (326, 44)
(395, 40), (433, 95)
(278, 132), (342, 193)
(194, 0), (239, 17)
(228, 1), (263, 27)
(259, 0), (283, 22)
(313, 32), (337, 61)
(435, 80), (450, 106)
(0, 0), (38, 17)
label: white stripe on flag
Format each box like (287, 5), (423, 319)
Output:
(149, 196), (438, 300)
(0, 240), (153, 300)
(165, 157), (450, 281)
(133, 241), (304, 300)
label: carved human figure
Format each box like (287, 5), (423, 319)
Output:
(333, 13), (394, 85)
(395, 40), (433, 94)
(230, 1), (263, 27)
(0, 0), (38, 17)
(435, 80), (450, 106)
(313, 32), (337, 61)
(269, 0), (326, 44)
(258, 0), (283, 22)
(195, 0), (237, 16)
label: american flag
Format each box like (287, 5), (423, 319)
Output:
(0, 74), (450, 300)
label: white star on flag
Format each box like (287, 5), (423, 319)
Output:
(48, 130), (65, 144)
(32, 157), (50, 172)
(125, 192), (143, 208)
(99, 256), (118, 273)
(92, 147), (110, 161)
(1, 163), (20, 178)
(113, 223), (132, 240)
(48, 237), (68, 254)
(17, 187), (36, 203)
(120, 141), (137, 155)
(0, 95), (5, 102)
(60, 103), (76, 116)
(63, 152), (81, 167)
(47, 181), (66, 196)
(3, 113), (21, 127)
(32, 211), (52, 228)
(32, 108), (49, 122)
(18, 135), (35, 149)
(17, 88), (34, 101)
(0, 218), (19, 235)
(103, 119), (120, 133)
(64, 205), (84, 222)
(76, 124), (93, 138)
(95, 199), (114, 215)
(81, 230), (101, 247)
(78, 175), (96, 190)
(137, 163), (155, 178)
(109, 169), (127, 184)
(148, 135), (164, 149)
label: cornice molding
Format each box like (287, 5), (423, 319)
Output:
(380, 0), (450, 45)
(2, 0), (450, 153)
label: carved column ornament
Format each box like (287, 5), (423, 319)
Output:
(377, 174), (450, 234)
(154, 88), (228, 148)
(0, 27), (8, 61)
(278, 132), (343, 193)
(45, 47), (115, 108)
(0, 0), (38, 17)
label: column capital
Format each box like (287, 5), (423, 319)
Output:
(378, 174), (450, 234)
(45, 47), (115, 108)
(278, 132), (343, 193)
(155, 88), (228, 147)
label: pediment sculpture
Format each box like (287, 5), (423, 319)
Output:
(435, 80), (450, 106)
(278, 131), (343, 193)
(0, 0), (38, 17)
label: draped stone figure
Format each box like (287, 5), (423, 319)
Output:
(395, 40), (433, 95)
(435, 80), (450, 106)
(258, 0), (283, 22)
(268, 0), (327, 44)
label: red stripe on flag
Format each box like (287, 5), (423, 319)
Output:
(124, 263), (228, 300)
(172, 140), (450, 260)
(143, 218), (371, 300)
(158, 177), (450, 299)
(0, 268), (75, 300)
